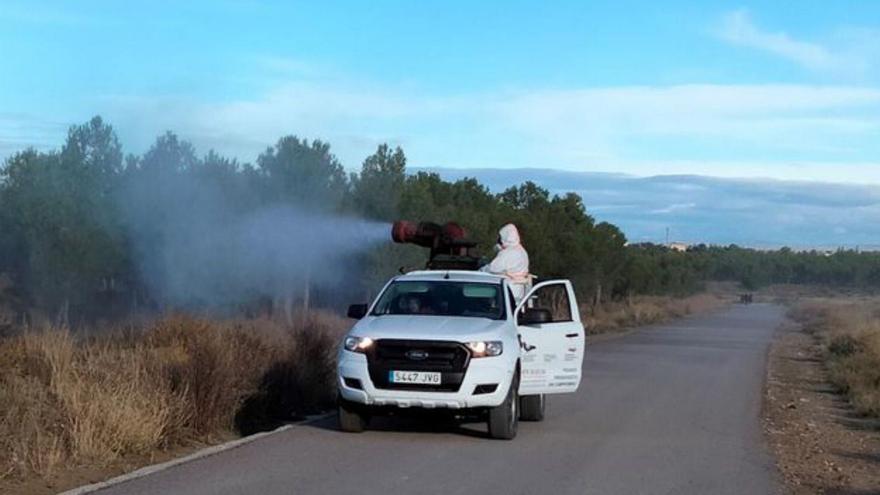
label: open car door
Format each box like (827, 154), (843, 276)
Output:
(516, 280), (585, 395)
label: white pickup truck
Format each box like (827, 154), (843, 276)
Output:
(337, 270), (585, 439)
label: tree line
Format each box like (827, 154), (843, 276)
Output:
(1, 116), (879, 326)
(632, 243), (880, 293)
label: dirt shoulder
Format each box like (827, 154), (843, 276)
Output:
(764, 320), (880, 494)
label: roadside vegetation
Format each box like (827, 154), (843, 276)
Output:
(0, 312), (347, 483)
(789, 298), (880, 417)
(583, 293), (728, 334)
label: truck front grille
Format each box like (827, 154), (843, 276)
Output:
(366, 339), (470, 392)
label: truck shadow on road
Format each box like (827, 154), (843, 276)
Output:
(305, 413), (493, 439)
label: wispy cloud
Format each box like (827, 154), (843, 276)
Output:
(97, 80), (469, 162)
(649, 203), (697, 215)
(502, 84), (880, 130)
(0, 113), (69, 157)
(497, 84), (880, 167)
(715, 10), (872, 75)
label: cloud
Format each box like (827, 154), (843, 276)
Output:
(501, 84), (880, 134)
(5, 62), (879, 184)
(423, 167), (880, 249)
(96, 81), (474, 168)
(0, 113), (69, 157)
(649, 203), (697, 215)
(715, 10), (870, 75)
(497, 84), (880, 171)
(98, 80), (880, 165)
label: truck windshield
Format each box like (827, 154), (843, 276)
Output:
(371, 281), (505, 320)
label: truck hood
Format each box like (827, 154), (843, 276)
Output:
(351, 315), (509, 342)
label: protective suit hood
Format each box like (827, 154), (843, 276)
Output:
(482, 223), (530, 301)
(499, 224), (521, 248)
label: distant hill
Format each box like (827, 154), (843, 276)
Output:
(416, 167), (880, 250)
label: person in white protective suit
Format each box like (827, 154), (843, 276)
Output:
(480, 224), (532, 302)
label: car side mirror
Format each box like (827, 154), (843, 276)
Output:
(347, 304), (368, 319)
(518, 308), (552, 326)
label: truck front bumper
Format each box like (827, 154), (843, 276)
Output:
(337, 351), (514, 409)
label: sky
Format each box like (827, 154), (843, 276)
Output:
(1, 1), (880, 246)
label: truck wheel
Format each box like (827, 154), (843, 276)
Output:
(519, 394), (545, 421)
(488, 375), (519, 440)
(338, 396), (368, 433)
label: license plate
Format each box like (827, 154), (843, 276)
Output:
(389, 370), (442, 385)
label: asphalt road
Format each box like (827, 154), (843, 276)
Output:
(98, 304), (783, 495)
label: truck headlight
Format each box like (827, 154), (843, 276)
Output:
(467, 341), (503, 357)
(343, 336), (374, 353)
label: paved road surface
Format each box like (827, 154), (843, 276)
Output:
(99, 304), (783, 495)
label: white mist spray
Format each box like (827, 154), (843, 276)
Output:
(153, 205), (389, 309)
(119, 173), (390, 313)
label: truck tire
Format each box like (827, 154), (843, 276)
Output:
(338, 396), (368, 433)
(519, 394), (545, 421)
(488, 374), (519, 440)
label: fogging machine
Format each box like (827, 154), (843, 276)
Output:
(391, 220), (482, 270)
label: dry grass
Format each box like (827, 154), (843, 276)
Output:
(0, 311), (349, 482)
(789, 298), (880, 417)
(583, 293), (729, 334)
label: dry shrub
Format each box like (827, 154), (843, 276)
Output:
(0, 310), (349, 481)
(62, 347), (173, 460)
(789, 298), (880, 417)
(0, 373), (66, 478)
(282, 316), (344, 411)
(145, 316), (277, 434)
(234, 311), (348, 435)
(0, 329), (179, 478)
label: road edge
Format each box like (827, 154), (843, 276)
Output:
(58, 413), (334, 495)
